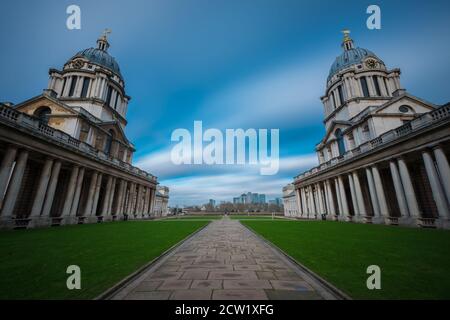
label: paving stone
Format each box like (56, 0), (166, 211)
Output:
(191, 280), (223, 290)
(274, 271), (303, 280)
(134, 281), (162, 292)
(181, 271), (209, 280)
(223, 280), (272, 289)
(256, 271), (277, 280)
(111, 218), (329, 300)
(234, 265), (262, 271)
(208, 271), (258, 280)
(270, 280), (314, 291)
(212, 289), (268, 300)
(170, 289), (212, 300)
(145, 271), (183, 281)
(158, 280), (192, 290)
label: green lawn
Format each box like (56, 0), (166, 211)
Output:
(242, 220), (450, 299)
(167, 215), (223, 220)
(230, 215), (285, 220)
(0, 220), (208, 299)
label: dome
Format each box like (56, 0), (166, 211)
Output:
(71, 47), (122, 78)
(327, 47), (379, 82)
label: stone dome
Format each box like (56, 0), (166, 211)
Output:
(72, 47), (122, 78)
(327, 47), (379, 82)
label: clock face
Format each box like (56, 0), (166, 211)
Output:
(73, 60), (84, 69)
(365, 59), (377, 69)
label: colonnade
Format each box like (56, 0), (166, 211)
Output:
(294, 145), (450, 228)
(0, 144), (157, 228)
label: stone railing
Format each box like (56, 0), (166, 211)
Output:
(0, 104), (157, 183)
(295, 104), (450, 182)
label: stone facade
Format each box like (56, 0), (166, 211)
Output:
(0, 33), (167, 229)
(284, 32), (450, 229)
(282, 184), (299, 217)
(153, 186), (170, 217)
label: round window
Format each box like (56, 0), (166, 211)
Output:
(399, 105), (410, 113)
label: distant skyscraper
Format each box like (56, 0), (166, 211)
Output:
(209, 199), (216, 207)
(258, 194), (266, 204)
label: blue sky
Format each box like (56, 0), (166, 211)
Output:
(1, 0), (450, 206)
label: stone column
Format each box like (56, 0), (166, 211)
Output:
(69, 167), (85, 217)
(91, 173), (103, 218)
(389, 160), (409, 218)
(127, 183), (136, 217)
(334, 178), (343, 216)
(317, 183), (325, 215)
(300, 188), (307, 216)
(61, 166), (79, 217)
(0, 146), (18, 210)
(433, 146), (450, 205)
(119, 181), (129, 215)
(107, 177), (117, 217)
(101, 176), (113, 216)
(365, 167), (380, 217)
(136, 185), (144, 216)
(0, 149), (28, 218)
(30, 158), (54, 217)
(371, 166), (389, 218)
(41, 160), (62, 218)
(422, 150), (449, 219)
(337, 176), (350, 218)
(308, 186), (316, 218)
(296, 189), (302, 216)
(325, 180), (336, 216)
(149, 187), (156, 216)
(397, 158), (421, 217)
(83, 172), (98, 217)
(114, 179), (125, 217)
(348, 173), (359, 216)
(352, 171), (367, 218)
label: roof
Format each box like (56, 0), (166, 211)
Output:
(72, 48), (122, 78)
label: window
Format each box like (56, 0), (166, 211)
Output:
(34, 106), (51, 125)
(114, 93), (120, 110)
(399, 105), (411, 113)
(331, 91), (337, 109)
(68, 76), (77, 97)
(383, 78), (390, 96)
(360, 77), (370, 97)
(104, 129), (115, 156)
(80, 77), (90, 98)
(105, 86), (113, 106)
(61, 78), (67, 96)
(373, 76), (381, 96)
(335, 129), (345, 156)
(337, 85), (344, 106)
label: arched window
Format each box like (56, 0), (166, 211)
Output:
(104, 129), (115, 156)
(335, 129), (346, 156)
(34, 106), (51, 125)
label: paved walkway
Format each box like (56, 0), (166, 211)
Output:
(110, 218), (337, 300)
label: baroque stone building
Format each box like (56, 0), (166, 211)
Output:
(282, 184), (299, 217)
(285, 31), (450, 229)
(0, 33), (163, 229)
(153, 186), (170, 217)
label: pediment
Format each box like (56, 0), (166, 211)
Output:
(14, 94), (78, 117)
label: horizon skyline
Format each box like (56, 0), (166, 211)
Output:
(1, 0), (450, 206)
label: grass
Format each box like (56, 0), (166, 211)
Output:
(0, 220), (208, 299)
(242, 220), (450, 299)
(167, 215), (223, 220)
(230, 215), (285, 220)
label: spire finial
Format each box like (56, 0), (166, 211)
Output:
(341, 29), (354, 51)
(97, 29), (111, 51)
